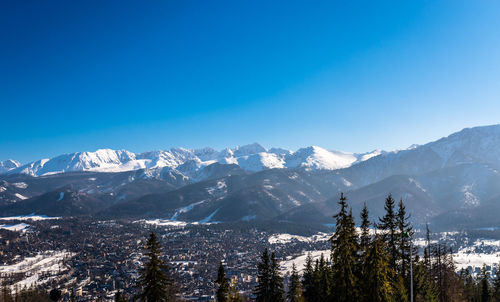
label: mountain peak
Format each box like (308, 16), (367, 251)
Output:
(0, 159), (21, 174)
(232, 143), (267, 157)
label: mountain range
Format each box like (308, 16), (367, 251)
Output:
(1, 144), (384, 178)
(2, 124), (500, 230)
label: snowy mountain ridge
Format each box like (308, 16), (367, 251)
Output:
(3, 144), (382, 177)
(4, 124), (500, 181)
(0, 160), (21, 174)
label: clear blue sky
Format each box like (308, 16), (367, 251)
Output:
(2, 1), (500, 163)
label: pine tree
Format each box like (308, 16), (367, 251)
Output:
(363, 236), (395, 302)
(431, 243), (463, 302)
(315, 253), (331, 301)
(330, 193), (359, 302)
(480, 264), (490, 302)
(302, 253), (316, 302)
(255, 249), (271, 302)
(287, 263), (303, 302)
(138, 232), (171, 302)
(492, 263), (500, 302)
(459, 268), (476, 302)
(216, 261), (230, 302)
(424, 224), (432, 275)
(358, 204), (372, 302)
(414, 260), (438, 302)
(378, 194), (398, 273)
(397, 199), (413, 283)
(360, 203), (371, 253)
(270, 252), (285, 302)
(394, 275), (409, 302)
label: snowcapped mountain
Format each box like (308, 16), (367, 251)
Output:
(0, 160), (21, 174)
(3, 124), (500, 228)
(4, 143), (383, 177)
(283, 146), (384, 170)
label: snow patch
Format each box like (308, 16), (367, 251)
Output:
(280, 250), (331, 274)
(0, 223), (30, 232)
(170, 200), (207, 221)
(14, 193), (28, 200)
(12, 182), (28, 189)
(198, 208), (220, 224)
(0, 214), (60, 221)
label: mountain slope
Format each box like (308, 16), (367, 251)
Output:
(4, 143), (384, 178)
(0, 160), (21, 174)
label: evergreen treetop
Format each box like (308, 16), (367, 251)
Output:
(138, 232), (171, 302)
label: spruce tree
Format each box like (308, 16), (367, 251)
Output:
(424, 224), (432, 278)
(480, 264), (490, 302)
(316, 253), (331, 301)
(394, 275), (409, 302)
(397, 199), (413, 281)
(330, 193), (359, 302)
(216, 261), (230, 302)
(255, 249), (271, 302)
(459, 268), (476, 302)
(360, 203), (371, 253)
(138, 232), (171, 302)
(270, 252), (285, 302)
(414, 260), (438, 302)
(492, 263), (500, 302)
(358, 205), (372, 302)
(378, 194), (398, 273)
(363, 237), (395, 302)
(302, 253), (316, 302)
(287, 263), (303, 302)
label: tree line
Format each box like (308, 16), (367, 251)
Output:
(2, 193), (500, 301)
(218, 193), (500, 302)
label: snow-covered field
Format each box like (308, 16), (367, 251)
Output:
(268, 233), (330, 244)
(0, 251), (75, 290)
(454, 239), (500, 271)
(0, 223), (30, 232)
(134, 217), (220, 228)
(280, 250), (331, 275)
(136, 219), (188, 227)
(0, 214), (60, 221)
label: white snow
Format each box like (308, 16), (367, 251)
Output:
(198, 209), (220, 224)
(206, 181), (227, 196)
(0, 214), (60, 221)
(0, 159), (21, 174)
(462, 185), (479, 207)
(0, 251), (75, 290)
(170, 200), (207, 221)
(137, 219), (188, 227)
(11, 182), (28, 189)
(280, 250), (331, 274)
(0, 223), (30, 232)
(14, 193), (28, 200)
(285, 146), (357, 170)
(7, 143), (389, 177)
(268, 232), (330, 244)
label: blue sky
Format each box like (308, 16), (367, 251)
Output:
(1, 1), (500, 163)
